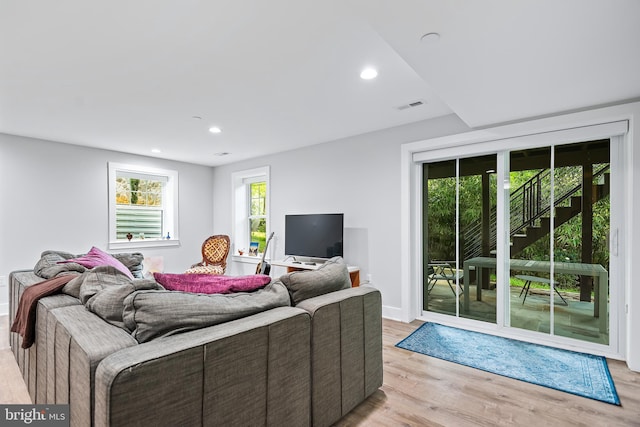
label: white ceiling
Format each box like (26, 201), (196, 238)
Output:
(1, 0), (639, 166)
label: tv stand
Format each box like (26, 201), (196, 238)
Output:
(271, 259), (360, 287)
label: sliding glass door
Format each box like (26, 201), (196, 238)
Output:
(508, 141), (610, 345)
(423, 154), (497, 322)
(422, 139), (613, 347)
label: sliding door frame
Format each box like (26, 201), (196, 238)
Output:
(402, 119), (628, 359)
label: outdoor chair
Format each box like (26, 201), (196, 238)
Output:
(185, 234), (230, 275)
(516, 274), (568, 305)
(427, 262), (464, 296)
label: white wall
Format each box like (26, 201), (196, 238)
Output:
(0, 133), (215, 314)
(211, 115), (470, 318)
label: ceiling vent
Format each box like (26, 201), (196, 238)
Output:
(397, 99), (426, 111)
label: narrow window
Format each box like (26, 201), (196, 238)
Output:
(249, 180), (267, 252)
(232, 166), (270, 258)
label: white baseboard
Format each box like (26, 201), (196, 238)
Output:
(382, 305), (405, 322)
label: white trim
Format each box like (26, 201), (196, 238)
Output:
(496, 151), (509, 328)
(402, 106), (631, 360)
(107, 162), (179, 250)
(400, 142), (418, 322)
(410, 121), (628, 163)
(382, 305), (405, 322)
(232, 254), (262, 264)
(609, 135), (626, 358)
(231, 166), (270, 259)
(108, 239), (180, 250)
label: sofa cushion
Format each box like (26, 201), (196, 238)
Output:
(51, 305), (138, 426)
(153, 273), (271, 294)
(122, 281), (291, 343)
(279, 257), (351, 305)
(296, 286), (383, 426)
(58, 246), (134, 279)
(78, 266), (162, 330)
(112, 252), (145, 279)
(34, 249), (145, 280)
(34, 250), (86, 279)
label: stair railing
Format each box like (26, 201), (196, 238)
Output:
(462, 164), (609, 259)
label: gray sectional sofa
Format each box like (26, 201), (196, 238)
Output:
(9, 253), (382, 427)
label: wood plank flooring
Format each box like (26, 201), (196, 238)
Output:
(335, 319), (640, 427)
(0, 315), (31, 404)
(1, 315), (639, 425)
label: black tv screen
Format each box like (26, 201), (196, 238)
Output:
(285, 213), (344, 259)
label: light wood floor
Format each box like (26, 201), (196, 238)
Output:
(336, 319), (640, 427)
(0, 315), (31, 404)
(2, 315), (640, 426)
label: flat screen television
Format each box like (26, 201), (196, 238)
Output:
(285, 213), (344, 259)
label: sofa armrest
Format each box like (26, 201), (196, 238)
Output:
(50, 305), (138, 427)
(296, 286), (383, 427)
(8, 270), (82, 404)
(94, 306), (311, 427)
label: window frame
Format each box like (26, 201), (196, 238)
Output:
(401, 119), (628, 358)
(247, 178), (267, 252)
(232, 166), (270, 264)
(108, 162), (180, 249)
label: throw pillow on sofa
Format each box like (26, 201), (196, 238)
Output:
(153, 273), (271, 294)
(34, 249), (145, 279)
(58, 246), (134, 279)
(278, 256), (351, 305)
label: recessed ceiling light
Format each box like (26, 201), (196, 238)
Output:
(421, 32), (441, 44)
(209, 126), (222, 134)
(360, 68), (378, 80)
(151, 148), (162, 154)
(214, 152), (230, 156)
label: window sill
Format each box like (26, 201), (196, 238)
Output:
(232, 254), (265, 264)
(108, 239), (180, 250)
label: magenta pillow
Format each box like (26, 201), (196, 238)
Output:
(58, 246), (134, 279)
(153, 273), (271, 294)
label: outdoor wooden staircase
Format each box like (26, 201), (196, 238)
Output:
(509, 171), (610, 256)
(462, 164), (610, 259)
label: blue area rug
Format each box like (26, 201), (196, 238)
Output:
(396, 322), (620, 405)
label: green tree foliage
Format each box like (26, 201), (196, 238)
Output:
(426, 177), (456, 261)
(250, 182), (267, 252)
(426, 164), (610, 288)
(130, 179), (140, 205)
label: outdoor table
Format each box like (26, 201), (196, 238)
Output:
(462, 257), (608, 333)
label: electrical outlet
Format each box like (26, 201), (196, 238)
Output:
(367, 274), (373, 284)
(0, 276), (6, 288)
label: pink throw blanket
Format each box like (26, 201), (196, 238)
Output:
(153, 273), (271, 294)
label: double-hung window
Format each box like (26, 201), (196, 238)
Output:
(232, 166), (270, 259)
(248, 180), (267, 252)
(108, 162), (179, 249)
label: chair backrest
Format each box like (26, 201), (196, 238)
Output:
(201, 235), (230, 271)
